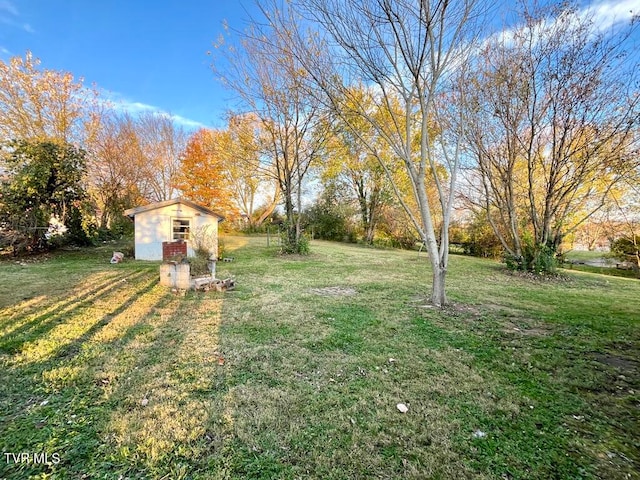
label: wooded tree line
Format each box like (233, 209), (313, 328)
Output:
(1, 0), (638, 305)
(211, 0), (639, 303)
(0, 52), (282, 253)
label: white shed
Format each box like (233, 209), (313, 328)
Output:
(124, 198), (224, 261)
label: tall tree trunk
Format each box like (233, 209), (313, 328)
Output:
(633, 234), (640, 272)
(365, 221), (375, 245)
(255, 184), (281, 227)
(358, 198), (373, 244)
(284, 189), (296, 248)
(431, 267), (447, 307)
(100, 207), (109, 230)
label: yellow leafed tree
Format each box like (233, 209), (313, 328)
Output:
(0, 51), (96, 144)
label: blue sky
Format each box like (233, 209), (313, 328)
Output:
(0, 0), (260, 129)
(1, 0), (637, 132)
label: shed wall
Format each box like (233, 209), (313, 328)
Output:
(133, 203), (219, 260)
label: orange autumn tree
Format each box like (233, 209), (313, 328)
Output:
(174, 128), (238, 220)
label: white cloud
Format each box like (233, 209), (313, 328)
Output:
(0, 2), (35, 34)
(0, 1), (18, 16)
(105, 97), (157, 114)
(484, 0), (637, 49)
(170, 114), (209, 129)
(585, 0), (638, 31)
(98, 90), (208, 130)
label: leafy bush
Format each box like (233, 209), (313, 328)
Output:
(280, 233), (310, 255)
(0, 140), (89, 253)
(96, 215), (134, 241)
(302, 192), (355, 242)
(372, 231), (416, 250)
(462, 214), (504, 259)
(505, 237), (558, 274)
(610, 236), (639, 275)
(188, 255), (212, 277)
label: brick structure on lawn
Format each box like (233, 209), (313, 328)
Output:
(162, 240), (187, 260)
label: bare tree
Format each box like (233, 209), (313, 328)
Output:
(87, 110), (188, 225)
(285, 0), (487, 305)
(213, 4), (328, 253)
(224, 112), (280, 228)
(463, 2), (640, 270)
(86, 112), (146, 229)
(136, 112), (186, 202)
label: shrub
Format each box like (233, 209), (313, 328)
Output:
(504, 237), (558, 274)
(0, 140), (89, 253)
(610, 236), (639, 275)
(280, 228), (310, 255)
(302, 195), (355, 242)
(188, 255), (212, 277)
(463, 215), (504, 259)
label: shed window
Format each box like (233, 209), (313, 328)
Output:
(172, 218), (190, 241)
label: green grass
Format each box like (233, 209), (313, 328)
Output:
(564, 250), (608, 262)
(1, 237), (638, 479)
(561, 250), (638, 279)
(561, 262), (638, 279)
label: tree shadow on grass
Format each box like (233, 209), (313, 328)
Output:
(0, 269), (152, 355)
(0, 270), (122, 330)
(51, 275), (162, 361)
(0, 271), (196, 479)
(2, 286), (229, 479)
(93, 292), (226, 478)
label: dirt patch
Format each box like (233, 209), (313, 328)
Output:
(591, 353), (639, 372)
(449, 302), (553, 335)
(420, 301), (554, 338)
(503, 269), (573, 284)
(278, 253), (322, 261)
(447, 303), (483, 316)
(310, 286), (357, 297)
(502, 321), (552, 337)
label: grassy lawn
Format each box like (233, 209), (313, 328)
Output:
(561, 251), (638, 280)
(564, 251), (608, 263)
(1, 237), (638, 479)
